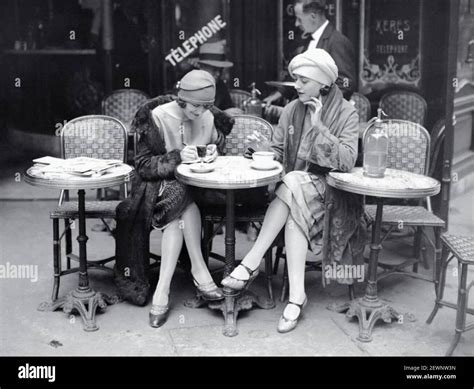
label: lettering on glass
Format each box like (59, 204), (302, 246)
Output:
(361, 0), (422, 89)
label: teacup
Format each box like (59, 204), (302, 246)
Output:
(252, 151), (275, 168)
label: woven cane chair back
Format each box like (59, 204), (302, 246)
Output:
(102, 89), (149, 130)
(379, 90), (427, 125)
(229, 89), (252, 110)
(225, 115), (273, 156)
(363, 119), (430, 175)
(61, 115), (127, 162)
(350, 92), (371, 123)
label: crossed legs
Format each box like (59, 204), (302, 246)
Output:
(152, 202), (215, 306)
(228, 197), (309, 320)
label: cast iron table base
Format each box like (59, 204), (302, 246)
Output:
(332, 198), (402, 342)
(37, 190), (119, 331)
(185, 189), (275, 336)
(185, 288), (275, 337)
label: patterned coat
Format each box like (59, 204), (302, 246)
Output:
(114, 96), (234, 305)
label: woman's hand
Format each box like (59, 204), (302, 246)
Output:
(305, 97), (323, 128)
(205, 144), (218, 162)
(180, 145), (198, 162)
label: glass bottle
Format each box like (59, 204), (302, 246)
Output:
(243, 82), (264, 117)
(363, 108), (389, 178)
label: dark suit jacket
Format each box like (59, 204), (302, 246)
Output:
(295, 22), (356, 99)
(315, 22), (356, 99)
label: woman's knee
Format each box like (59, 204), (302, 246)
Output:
(281, 171), (305, 187)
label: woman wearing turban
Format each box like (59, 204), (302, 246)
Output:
(115, 70), (229, 328)
(222, 49), (362, 333)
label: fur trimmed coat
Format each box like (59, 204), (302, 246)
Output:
(114, 95), (234, 306)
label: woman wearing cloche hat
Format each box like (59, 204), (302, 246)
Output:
(114, 70), (233, 328)
(222, 49), (365, 333)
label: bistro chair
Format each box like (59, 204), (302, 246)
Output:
(426, 234), (474, 356)
(263, 104), (284, 125)
(379, 90), (427, 126)
(102, 89), (150, 161)
(350, 92), (372, 123)
(102, 89), (150, 130)
(201, 115), (275, 302)
(229, 89), (252, 111)
(49, 115), (128, 301)
(363, 120), (445, 285)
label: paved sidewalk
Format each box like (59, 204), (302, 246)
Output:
(0, 147), (473, 356)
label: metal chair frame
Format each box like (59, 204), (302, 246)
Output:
(426, 234), (474, 356)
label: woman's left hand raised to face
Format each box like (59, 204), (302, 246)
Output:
(205, 144), (218, 162)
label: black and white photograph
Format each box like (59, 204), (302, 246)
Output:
(0, 0), (473, 386)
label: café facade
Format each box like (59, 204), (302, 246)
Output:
(1, 0), (473, 220)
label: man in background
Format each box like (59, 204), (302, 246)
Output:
(197, 40), (236, 112)
(265, 0), (356, 104)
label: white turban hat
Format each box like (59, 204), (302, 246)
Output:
(288, 48), (338, 86)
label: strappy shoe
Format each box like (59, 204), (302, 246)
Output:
(277, 296), (308, 333)
(149, 304), (169, 328)
(193, 277), (224, 301)
(221, 263), (260, 291)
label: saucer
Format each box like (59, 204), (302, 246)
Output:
(190, 164), (215, 173)
(250, 161), (278, 171)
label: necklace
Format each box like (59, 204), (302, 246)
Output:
(179, 122), (186, 146)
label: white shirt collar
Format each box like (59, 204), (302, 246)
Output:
(311, 20), (329, 46)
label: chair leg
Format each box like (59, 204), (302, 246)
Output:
(65, 218), (72, 270)
(202, 220), (212, 267)
(264, 249), (274, 303)
(412, 227), (422, 273)
(52, 219), (61, 301)
(273, 246), (284, 275)
(427, 245), (450, 324)
(433, 227), (442, 298)
(280, 259), (288, 302)
(348, 284), (355, 300)
(446, 262), (468, 356)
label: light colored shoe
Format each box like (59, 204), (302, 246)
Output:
(277, 297), (308, 333)
(221, 263), (259, 291)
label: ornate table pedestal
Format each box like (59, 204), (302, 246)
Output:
(25, 164), (133, 331)
(327, 168), (440, 342)
(177, 156), (283, 336)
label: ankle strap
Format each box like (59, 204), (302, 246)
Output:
(239, 263), (256, 276)
(288, 298), (306, 309)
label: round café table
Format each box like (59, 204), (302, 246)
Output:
(176, 156), (284, 336)
(24, 163), (134, 331)
(327, 167), (441, 342)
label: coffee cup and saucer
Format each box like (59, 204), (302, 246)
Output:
(250, 151), (278, 170)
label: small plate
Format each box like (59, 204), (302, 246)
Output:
(190, 164), (215, 173)
(250, 161), (279, 171)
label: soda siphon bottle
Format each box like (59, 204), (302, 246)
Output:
(363, 108), (389, 178)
